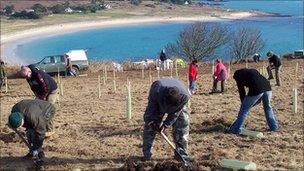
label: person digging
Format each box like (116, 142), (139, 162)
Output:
(7, 99), (56, 167)
(142, 77), (191, 164)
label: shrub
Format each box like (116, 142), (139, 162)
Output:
(75, 5), (89, 13)
(130, 0), (142, 6)
(10, 11), (42, 19)
(89, 4), (99, 13)
(4, 5), (14, 15)
(50, 4), (66, 14)
(32, 3), (47, 13)
(27, 11), (42, 19)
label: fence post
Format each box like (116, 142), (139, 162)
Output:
(170, 65), (173, 77)
(175, 60), (178, 78)
(157, 69), (160, 79)
(57, 67), (61, 84)
(5, 77), (8, 93)
(293, 88), (298, 114)
(142, 68), (145, 79)
(60, 79), (64, 96)
(149, 69), (152, 84)
(98, 75), (101, 98)
(104, 66), (107, 82)
(228, 62), (231, 78)
(126, 79), (132, 120)
(211, 60), (214, 75)
(245, 60), (248, 68)
(113, 70), (116, 93)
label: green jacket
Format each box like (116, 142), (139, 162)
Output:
(11, 99), (55, 146)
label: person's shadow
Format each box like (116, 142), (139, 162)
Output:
(0, 156), (127, 170)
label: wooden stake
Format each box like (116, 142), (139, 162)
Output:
(228, 62), (231, 78)
(170, 66), (173, 77)
(175, 60), (178, 78)
(98, 75), (101, 98)
(245, 60), (248, 68)
(60, 82), (63, 96)
(295, 62), (299, 78)
(126, 80), (132, 120)
(57, 91), (60, 107)
(157, 69), (160, 79)
(113, 70), (116, 93)
(57, 67), (60, 84)
(211, 60), (214, 75)
(293, 88), (298, 114)
(149, 69), (152, 84)
(141, 68), (144, 79)
(104, 66), (107, 81)
(5, 77), (8, 93)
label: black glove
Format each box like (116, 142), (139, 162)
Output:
(148, 121), (160, 132)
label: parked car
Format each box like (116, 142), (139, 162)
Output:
(30, 50), (89, 76)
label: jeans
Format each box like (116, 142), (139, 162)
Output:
(229, 91), (278, 134)
(189, 80), (196, 93)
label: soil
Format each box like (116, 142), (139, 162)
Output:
(0, 59), (303, 170)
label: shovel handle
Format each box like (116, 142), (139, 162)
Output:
(160, 131), (176, 150)
(160, 131), (189, 166)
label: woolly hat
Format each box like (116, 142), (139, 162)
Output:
(8, 112), (23, 128)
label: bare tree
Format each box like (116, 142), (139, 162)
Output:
(166, 22), (229, 61)
(229, 27), (265, 62)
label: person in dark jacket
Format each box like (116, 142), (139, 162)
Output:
(143, 77), (190, 161)
(266, 51), (282, 86)
(228, 69), (279, 134)
(8, 99), (56, 166)
(253, 53), (260, 63)
(159, 49), (167, 71)
(20, 66), (58, 104)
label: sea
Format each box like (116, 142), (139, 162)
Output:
(4, 0), (304, 64)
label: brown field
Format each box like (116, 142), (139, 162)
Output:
(0, 59), (303, 170)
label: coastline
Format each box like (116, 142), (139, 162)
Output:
(1, 12), (255, 64)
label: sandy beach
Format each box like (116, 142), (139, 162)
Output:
(1, 12), (254, 64)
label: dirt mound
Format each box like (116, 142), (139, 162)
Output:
(121, 158), (201, 171)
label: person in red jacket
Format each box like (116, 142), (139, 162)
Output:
(209, 59), (228, 94)
(188, 59), (198, 95)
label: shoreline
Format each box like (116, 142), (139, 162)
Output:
(0, 12), (256, 64)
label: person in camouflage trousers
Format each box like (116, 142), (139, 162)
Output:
(142, 77), (190, 162)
